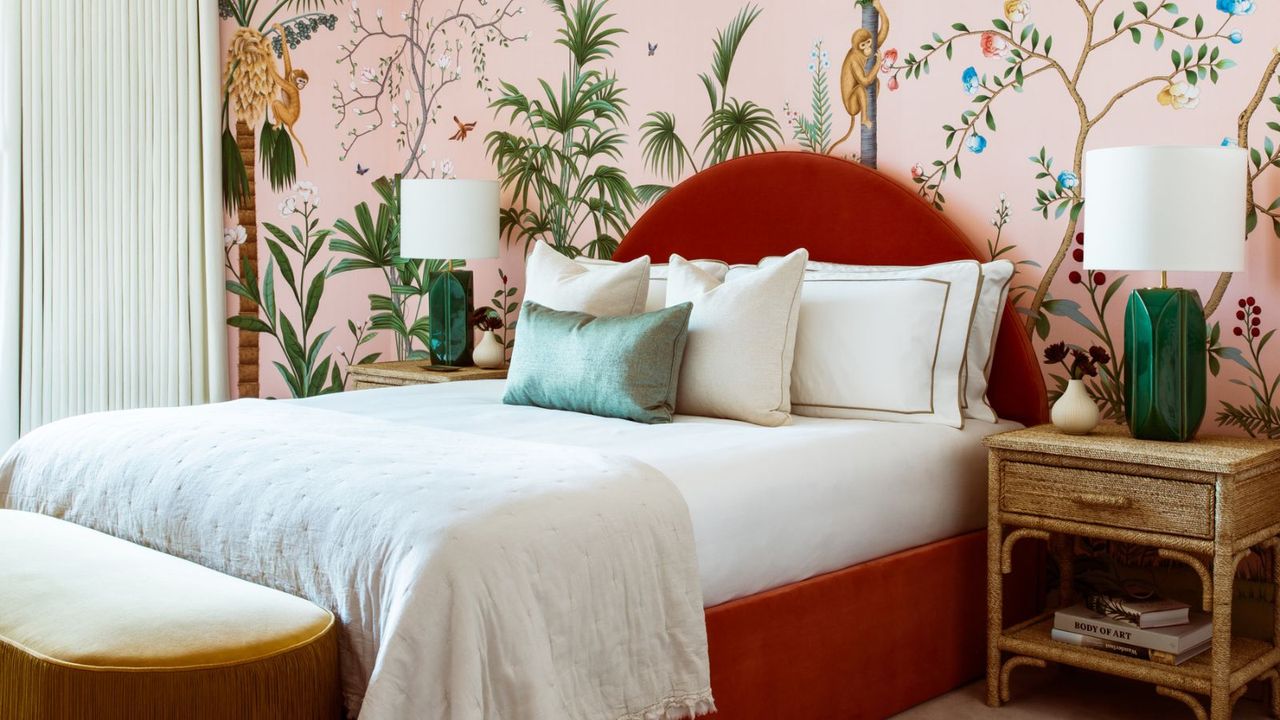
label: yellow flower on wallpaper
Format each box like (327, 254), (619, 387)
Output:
(1003, 0), (1030, 22)
(1157, 80), (1201, 110)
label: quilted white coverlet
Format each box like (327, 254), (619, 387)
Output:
(0, 400), (713, 720)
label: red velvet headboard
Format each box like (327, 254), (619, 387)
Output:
(613, 151), (1048, 427)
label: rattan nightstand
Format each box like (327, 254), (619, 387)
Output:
(346, 360), (507, 391)
(985, 423), (1280, 720)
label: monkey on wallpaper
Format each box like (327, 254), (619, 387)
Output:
(831, 0), (890, 154)
(269, 24), (310, 164)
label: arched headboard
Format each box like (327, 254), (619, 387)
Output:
(613, 151), (1048, 427)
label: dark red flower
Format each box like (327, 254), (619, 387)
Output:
(1235, 326), (1245, 336)
(1043, 341), (1070, 364)
(1069, 271), (1082, 284)
(1073, 248), (1084, 262)
(1089, 346), (1110, 365)
(1070, 349), (1099, 378)
(1093, 272), (1106, 285)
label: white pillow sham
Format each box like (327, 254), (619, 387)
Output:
(523, 241), (650, 316)
(768, 259), (983, 428)
(667, 249), (808, 427)
(579, 257), (729, 312)
(800, 258), (1013, 423)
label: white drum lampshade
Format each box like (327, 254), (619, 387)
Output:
(399, 179), (500, 260)
(1083, 145), (1246, 273)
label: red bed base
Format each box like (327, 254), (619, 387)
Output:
(613, 152), (1049, 718)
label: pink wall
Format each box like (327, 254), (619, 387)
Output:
(221, 0), (1280, 435)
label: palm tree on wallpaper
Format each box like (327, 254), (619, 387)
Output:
(637, 5), (782, 205)
(220, 0), (339, 397)
(485, 0), (638, 259)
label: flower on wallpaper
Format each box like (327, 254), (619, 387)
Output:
(962, 66), (980, 95)
(1229, 31), (1244, 44)
(881, 49), (898, 73)
(440, 159), (455, 176)
(1004, 0), (1030, 23)
(223, 225), (247, 247)
(1216, 0), (1255, 15)
(360, 67), (378, 84)
(1057, 171), (1079, 190)
(911, 162), (925, 178)
(980, 32), (1010, 59)
(437, 53), (451, 69)
(1157, 80), (1200, 110)
(1223, 137), (1240, 146)
(966, 133), (988, 154)
(279, 195), (298, 216)
(295, 180), (317, 201)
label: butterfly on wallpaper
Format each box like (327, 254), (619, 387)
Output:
(647, 42), (657, 56)
(450, 116), (477, 141)
(355, 163), (370, 176)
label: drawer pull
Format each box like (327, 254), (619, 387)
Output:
(1068, 492), (1132, 509)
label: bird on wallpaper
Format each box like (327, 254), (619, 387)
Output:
(647, 42), (657, 56)
(450, 116), (477, 141)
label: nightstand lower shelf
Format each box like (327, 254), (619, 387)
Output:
(1000, 618), (1279, 696)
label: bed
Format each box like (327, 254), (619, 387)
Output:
(1, 151), (1048, 719)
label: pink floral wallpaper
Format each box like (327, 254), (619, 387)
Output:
(219, 0), (1280, 436)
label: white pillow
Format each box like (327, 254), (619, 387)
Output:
(799, 258), (1013, 423)
(523, 241), (650, 316)
(962, 260), (1014, 422)
(579, 257), (729, 312)
(776, 259), (982, 428)
(667, 249), (808, 427)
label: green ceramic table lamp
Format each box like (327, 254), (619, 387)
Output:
(399, 179), (500, 367)
(1084, 145), (1246, 442)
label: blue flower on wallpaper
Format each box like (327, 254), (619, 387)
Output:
(1057, 171), (1079, 190)
(1222, 137), (1240, 147)
(1216, 0), (1254, 15)
(962, 66), (980, 95)
(966, 133), (988, 154)
(1229, 30), (1244, 44)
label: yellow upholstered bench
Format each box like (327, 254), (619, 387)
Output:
(0, 510), (342, 720)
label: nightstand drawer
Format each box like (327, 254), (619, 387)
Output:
(999, 461), (1214, 538)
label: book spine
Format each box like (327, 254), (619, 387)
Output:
(1053, 614), (1179, 653)
(1051, 629), (1153, 661)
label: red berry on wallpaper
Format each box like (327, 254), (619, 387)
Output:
(1092, 272), (1106, 285)
(1241, 298), (1250, 308)
(1248, 296), (1256, 306)
(1073, 248), (1083, 262)
(1255, 306), (1263, 315)
(1238, 310), (1247, 320)
(1253, 327), (1262, 338)
(1253, 317), (1262, 326)
(1235, 327), (1245, 336)
(1075, 232), (1084, 245)
(1069, 271), (1082, 284)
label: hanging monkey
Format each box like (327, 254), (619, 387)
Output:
(831, 0), (890, 154)
(269, 24), (310, 164)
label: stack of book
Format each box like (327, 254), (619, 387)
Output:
(1052, 594), (1211, 665)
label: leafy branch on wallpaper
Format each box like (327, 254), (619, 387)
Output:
(485, 0), (638, 259)
(882, 0), (1250, 338)
(225, 183), (348, 398)
(637, 5), (782, 204)
(332, 0), (524, 178)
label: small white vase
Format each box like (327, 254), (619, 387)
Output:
(1052, 379), (1100, 435)
(473, 330), (506, 369)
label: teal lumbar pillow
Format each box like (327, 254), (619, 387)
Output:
(503, 301), (694, 424)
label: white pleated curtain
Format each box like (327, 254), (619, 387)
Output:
(0, 0), (227, 451)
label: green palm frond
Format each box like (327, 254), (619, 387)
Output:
(258, 119), (297, 193)
(581, 165), (637, 215)
(640, 112), (692, 181)
(555, 0), (625, 68)
(221, 127), (250, 211)
(635, 184), (671, 205)
(699, 98), (781, 165)
(708, 5), (762, 98)
(330, 199), (394, 274)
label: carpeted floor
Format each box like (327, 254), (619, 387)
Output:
(893, 669), (1271, 719)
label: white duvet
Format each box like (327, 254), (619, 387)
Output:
(0, 400), (714, 720)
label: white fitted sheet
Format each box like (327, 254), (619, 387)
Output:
(300, 380), (1021, 606)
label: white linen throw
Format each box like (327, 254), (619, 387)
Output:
(0, 400), (713, 720)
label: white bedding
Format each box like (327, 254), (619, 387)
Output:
(0, 400), (712, 720)
(302, 380), (1021, 606)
